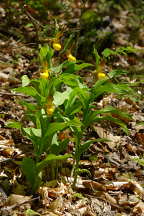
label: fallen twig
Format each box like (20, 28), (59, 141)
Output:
(0, 92), (28, 97)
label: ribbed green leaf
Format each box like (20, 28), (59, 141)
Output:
(53, 88), (72, 106)
(21, 158), (40, 192)
(13, 86), (39, 97)
(22, 75), (30, 87)
(37, 153), (72, 171)
(6, 121), (22, 129)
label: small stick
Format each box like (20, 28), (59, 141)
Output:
(0, 92), (28, 97)
(23, 5), (42, 43)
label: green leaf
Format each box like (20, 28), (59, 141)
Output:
(21, 158), (40, 192)
(93, 48), (100, 69)
(19, 100), (37, 111)
(77, 138), (107, 159)
(37, 153), (72, 171)
(67, 117), (82, 132)
(63, 62), (93, 74)
(65, 87), (89, 115)
(6, 121), (22, 129)
(25, 209), (40, 216)
(51, 134), (69, 154)
(103, 116), (129, 134)
(102, 48), (116, 58)
(38, 78), (50, 97)
(53, 88), (72, 106)
(74, 63), (93, 71)
(76, 168), (91, 176)
(79, 140), (96, 155)
(22, 75), (30, 87)
(102, 47), (138, 59)
(51, 64), (63, 74)
(22, 128), (32, 137)
(63, 62), (75, 73)
(136, 122), (144, 126)
(13, 86), (39, 97)
(60, 73), (81, 87)
(25, 23), (34, 28)
(44, 122), (68, 138)
(133, 157), (144, 166)
(31, 128), (41, 137)
(108, 69), (128, 78)
(22, 128), (42, 156)
(92, 106), (131, 120)
(84, 115), (129, 134)
(72, 193), (84, 199)
(39, 44), (54, 64)
(23, 128), (41, 137)
(91, 81), (135, 101)
(40, 122), (69, 154)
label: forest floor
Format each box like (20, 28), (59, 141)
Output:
(0, 1), (144, 216)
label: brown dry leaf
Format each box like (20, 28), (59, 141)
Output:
(106, 182), (128, 191)
(0, 71), (9, 81)
(119, 180), (144, 199)
(125, 143), (137, 153)
(118, 194), (128, 206)
(115, 214), (127, 216)
(0, 147), (15, 157)
(0, 139), (14, 146)
(118, 194), (139, 208)
(90, 197), (114, 216)
(135, 132), (144, 145)
(104, 192), (117, 205)
(94, 167), (117, 180)
(49, 196), (64, 211)
(68, 198), (88, 216)
(0, 135), (6, 140)
(133, 201), (144, 214)
(93, 126), (121, 149)
(65, 176), (84, 189)
(38, 186), (51, 207)
(47, 213), (60, 216)
(124, 98), (139, 110)
(48, 182), (67, 198)
(40, 211), (60, 216)
(6, 194), (31, 206)
(83, 180), (106, 191)
(130, 181), (144, 198)
(128, 195), (139, 205)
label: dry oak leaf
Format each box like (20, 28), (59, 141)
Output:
(93, 126), (121, 149)
(83, 180), (106, 191)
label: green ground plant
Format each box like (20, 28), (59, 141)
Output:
(7, 40), (136, 192)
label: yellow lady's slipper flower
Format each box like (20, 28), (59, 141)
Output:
(97, 72), (106, 79)
(53, 42), (61, 51)
(40, 67), (50, 79)
(67, 53), (76, 62)
(46, 97), (55, 115)
(40, 72), (49, 79)
(46, 105), (55, 115)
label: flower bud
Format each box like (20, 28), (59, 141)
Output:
(46, 97), (55, 115)
(46, 105), (55, 115)
(67, 53), (76, 62)
(40, 68), (50, 79)
(97, 72), (106, 79)
(40, 72), (49, 79)
(53, 42), (61, 51)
